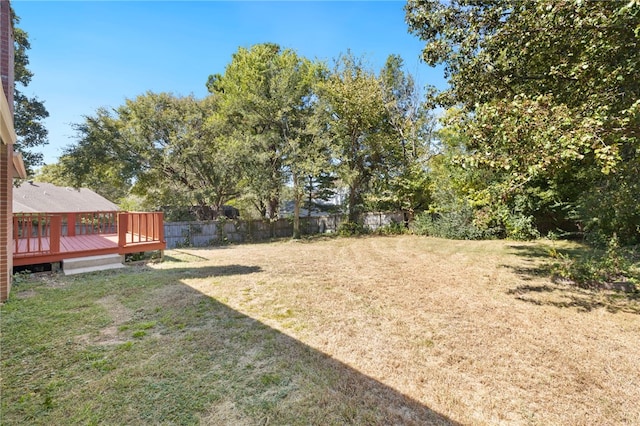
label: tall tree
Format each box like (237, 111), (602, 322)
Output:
(315, 52), (394, 222)
(376, 54), (434, 214)
(61, 107), (138, 204)
(210, 43), (326, 233)
(12, 11), (49, 175)
(406, 0), (640, 243)
(62, 93), (241, 217)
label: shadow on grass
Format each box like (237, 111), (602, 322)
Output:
(508, 243), (586, 259)
(507, 284), (640, 314)
(1, 264), (460, 425)
(160, 264), (263, 278)
(176, 289), (459, 424)
(505, 244), (640, 314)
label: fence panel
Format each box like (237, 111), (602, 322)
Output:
(163, 212), (403, 249)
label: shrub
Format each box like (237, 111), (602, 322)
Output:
(411, 208), (488, 240)
(373, 220), (407, 236)
(338, 221), (368, 237)
(551, 235), (638, 289)
(504, 213), (540, 241)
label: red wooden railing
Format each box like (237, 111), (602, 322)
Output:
(65, 212), (118, 236)
(13, 213), (61, 255)
(13, 211), (164, 260)
(118, 212), (165, 248)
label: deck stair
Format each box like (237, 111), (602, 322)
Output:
(63, 254), (126, 275)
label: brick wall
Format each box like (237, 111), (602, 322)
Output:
(0, 0), (13, 302)
(0, 0), (12, 106)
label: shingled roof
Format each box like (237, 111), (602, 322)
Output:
(13, 182), (119, 213)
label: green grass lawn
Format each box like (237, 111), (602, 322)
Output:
(1, 248), (450, 425)
(2, 236), (639, 425)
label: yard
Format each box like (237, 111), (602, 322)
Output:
(2, 235), (639, 425)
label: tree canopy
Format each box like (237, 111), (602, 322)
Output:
(406, 0), (640, 244)
(12, 10), (49, 175)
(52, 44), (430, 230)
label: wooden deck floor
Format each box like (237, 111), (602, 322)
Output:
(14, 233), (163, 267)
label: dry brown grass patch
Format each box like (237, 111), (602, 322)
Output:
(155, 236), (640, 425)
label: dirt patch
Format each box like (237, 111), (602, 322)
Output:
(77, 295), (133, 346)
(14, 289), (37, 299)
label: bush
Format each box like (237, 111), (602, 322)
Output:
(504, 213), (540, 241)
(411, 208), (489, 240)
(338, 221), (368, 237)
(373, 220), (407, 236)
(551, 235), (638, 290)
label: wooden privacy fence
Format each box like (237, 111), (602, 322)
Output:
(164, 212), (405, 249)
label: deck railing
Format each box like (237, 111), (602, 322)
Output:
(118, 212), (165, 248)
(13, 211), (165, 260)
(65, 212), (118, 236)
(13, 213), (61, 255)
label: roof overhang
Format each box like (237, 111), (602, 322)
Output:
(0, 86), (16, 146)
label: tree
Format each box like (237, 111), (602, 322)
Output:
(12, 10), (49, 175)
(62, 93), (241, 217)
(376, 54), (434, 214)
(210, 43), (327, 236)
(117, 93), (241, 218)
(406, 0), (640, 243)
(315, 52), (395, 223)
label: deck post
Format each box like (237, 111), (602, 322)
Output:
(157, 212), (164, 244)
(49, 215), (61, 254)
(118, 212), (128, 248)
(66, 212), (76, 237)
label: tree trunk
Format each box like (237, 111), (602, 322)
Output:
(348, 186), (361, 223)
(266, 197), (279, 220)
(292, 172), (301, 239)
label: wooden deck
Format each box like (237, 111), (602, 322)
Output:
(13, 212), (165, 267)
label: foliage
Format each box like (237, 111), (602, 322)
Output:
(54, 44), (432, 231)
(59, 94), (241, 216)
(411, 205), (490, 241)
(315, 52), (398, 222)
(121, 93), (241, 218)
(372, 220), (408, 236)
(337, 221), (368, 237)
(210, 43), (327, 229)
(303, 172), (337, 216)
(12, 10), (49, 175)
(551, 235), (638, 290)
(373, 55), (435, 213)
(406, 0), (640, 245)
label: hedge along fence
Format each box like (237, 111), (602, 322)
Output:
(164, 212), (405, 249)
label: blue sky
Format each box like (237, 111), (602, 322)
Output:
(12, 1), (446, 165)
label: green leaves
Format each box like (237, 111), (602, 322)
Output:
(407, 0), (640, 243)
(211, 43), (326, 221)
(12, 11), (49, 175)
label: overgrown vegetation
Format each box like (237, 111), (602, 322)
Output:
(12, 9), (49, 174)
(337, 221), (369, 237)
(551, 235), (639, 291)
